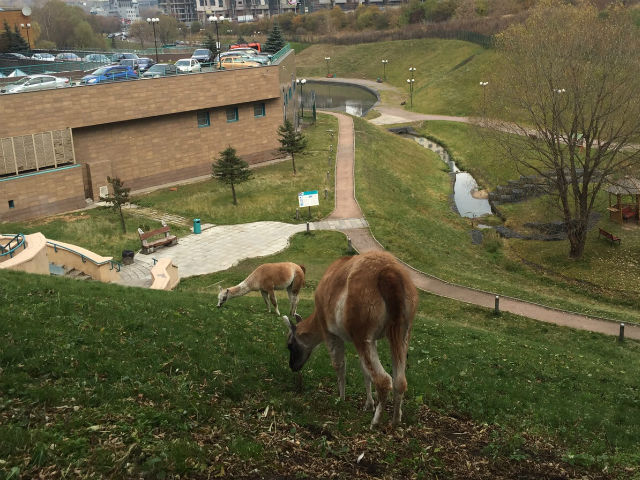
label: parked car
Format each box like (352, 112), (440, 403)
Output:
(83, 53), (112, 63)
(217, 51), (269, 65)
(136, 57), (155, 73)
(31, 53), (56, 62)
(191, 48), (213, 64)
(0, 52), (28, 60)
(80, 65), (138, 84)
(55, 52), (82, 62)
(111, 52), (139, 62)
(226, 47), (259, 56)
(1, 74), (70, 94)
(217, 56), (261, 70)
(141, 63), (178, 78)
(175, 58), (201, 73)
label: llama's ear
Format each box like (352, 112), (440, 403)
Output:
(218, 286), (222, 292)
(282, 315), (296, 334)
(294, 313), (303, 324)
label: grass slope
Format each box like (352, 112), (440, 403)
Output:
(353, 116), (640, 322)
(1, 231), (639, 478)
(295, 39), (497, 116)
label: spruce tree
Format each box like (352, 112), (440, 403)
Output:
(277, 120), (307, 175)
(100, 177), (131, 233)
(264, 22), (286, 53)
(203, 31), (218, 63)
(212, 146), (253, 205)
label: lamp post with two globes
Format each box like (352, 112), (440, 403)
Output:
(146, 17), (159, 63)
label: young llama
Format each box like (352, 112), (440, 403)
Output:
(217, 262), (305, 316)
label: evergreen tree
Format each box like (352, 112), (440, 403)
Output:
(212, 146), (253, 205)
(277, 120), (307, 175)
(203, 31), (218, 62)
(1, 21), (28, 53)
(100, 177), (131, 233)
(264, 22), (286, 53)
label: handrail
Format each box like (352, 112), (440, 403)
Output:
(269, 44), (292, 64)
(46, 241), (122, 272)
(0, 233), (27, 259)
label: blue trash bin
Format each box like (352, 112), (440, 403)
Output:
(193, 218), (201, 234)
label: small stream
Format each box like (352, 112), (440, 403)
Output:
(412, 137), (492, 219)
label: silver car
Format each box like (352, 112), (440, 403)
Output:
(1, 74), (70, 94)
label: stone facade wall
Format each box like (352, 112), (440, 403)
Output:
(0, 165), (86, 222)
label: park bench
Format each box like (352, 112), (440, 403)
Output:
(138, 221), (178, 254)
(598, 228), (621, 245)
(621, 206), (636, 221)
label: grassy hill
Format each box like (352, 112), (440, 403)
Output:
(1, 230), (639, 478)
(295, 39), (497, 116)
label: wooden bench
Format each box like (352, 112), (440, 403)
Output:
(598, 228), (621, 245)
(138, 221), (178, 254)
(621, 206), (636, 221)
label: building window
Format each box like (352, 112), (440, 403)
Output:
(226, 107), (239, 123)
(218, 0), (223, 6)
(288, 87), (292, 100)
(197, 110), (210, 127)
(254, 103), (265, 117)
(8, 200), (14, 209)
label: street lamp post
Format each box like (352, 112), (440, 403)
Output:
(324, 56), (331, 77)
(381, 59), (388, 81)
(20, 23), (31, 49)
(479, 81), (488, 119)
(209, 14), (224, 59)
(407, 67), (416, 109)
(296, 78), (307, 118)
(146, 17), (159, 63)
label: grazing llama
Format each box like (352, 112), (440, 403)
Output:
(283, 251), (418, 429)
(217, 262), (305, 316)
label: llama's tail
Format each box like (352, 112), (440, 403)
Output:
(297, 264), (306, 274)
(378, 266), (416, 367)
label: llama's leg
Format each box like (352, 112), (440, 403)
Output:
(356, 340), (392, 429)
(326, 334), (346, 400)
(287, 289), (299, 317)
(268, 290), (280, 316)
(260, 290), (271, 312)
(389, 331), (410, 428)
(358, 356), (374, 411)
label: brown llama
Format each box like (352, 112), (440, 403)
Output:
(217, 262), (306, 316)
(283, 251), (418, 429)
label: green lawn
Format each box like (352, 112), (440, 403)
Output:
(133, 114), (338, 225)
(295, 39), (497, 117)
(1, 229), (638, 478)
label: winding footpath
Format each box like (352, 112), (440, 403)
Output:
(323, 110), (640, 340)
(118, 80), (639, 340)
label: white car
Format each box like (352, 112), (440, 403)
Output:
(1, 74), (70, 94)
(175, 58), (202, 73)
(31, 53), (56, 62)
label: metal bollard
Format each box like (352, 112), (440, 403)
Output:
(306, 222), (310, 234)
(348, 236), (353, 252)
(324, 188), (328, 200)
(295, 208), (300, 220)
(619, 323), (625, 342)
(326, 171), (331, 183)
(494, 295), (500, 315)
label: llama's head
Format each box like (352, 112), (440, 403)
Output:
(217, 287), (229, 308)
(283, 314), (312, 372)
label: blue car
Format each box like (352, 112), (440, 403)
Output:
(81, 65), (138, 85)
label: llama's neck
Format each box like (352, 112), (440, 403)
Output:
(228, 281), (251, 298)
(296, 312), (324, 350)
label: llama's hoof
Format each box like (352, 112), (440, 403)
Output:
(363, 400), (374, 411)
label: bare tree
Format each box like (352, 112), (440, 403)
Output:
(486, 1), (640, 259)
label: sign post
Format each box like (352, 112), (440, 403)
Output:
(298, 190), (319, 219)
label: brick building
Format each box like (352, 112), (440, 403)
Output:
(0, 49), (297, 222)
(0, 7), (33, 49)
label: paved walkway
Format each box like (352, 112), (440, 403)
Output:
(117, 101), (639, 340)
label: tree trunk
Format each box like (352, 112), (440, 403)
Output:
(291, 153), (297, 175)
(231, 182), (237, 205)
(118, 205), (127, 233)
